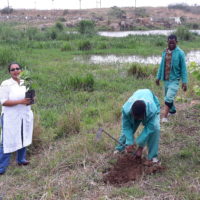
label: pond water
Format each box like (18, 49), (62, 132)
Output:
(75, 50), (200, 65)
(98, 30), (200, 37)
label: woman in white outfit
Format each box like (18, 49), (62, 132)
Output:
(0, 63), (34, 175)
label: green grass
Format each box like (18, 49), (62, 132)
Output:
(0, 24), (200, 199)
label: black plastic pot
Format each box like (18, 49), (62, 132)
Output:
(25, 89), (35, 104)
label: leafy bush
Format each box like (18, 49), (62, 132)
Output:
(1, 7), (13, 14)
(57, 17), (66, 22)
(135, 8), (149, 18)
(78, 40), (92, 51)
(55, 22), (64, 31)
(168, 3), (190, 11)
(108, 6), (126, 19)
(78, 20), (96, 35)
(63, 9), (69, 15)
(127, 63), (157, 79)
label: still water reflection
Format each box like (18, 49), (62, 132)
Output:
(98, 30), (200, 37)
(75, 51), (200, 65)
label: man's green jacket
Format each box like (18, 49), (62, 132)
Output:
(156, 46), (188, 83)
(121, 89), (160, 147)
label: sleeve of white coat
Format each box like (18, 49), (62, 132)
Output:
(0, 82), (10, 104)
(136, 116), (156, 147)
(122, 110), (140, 146)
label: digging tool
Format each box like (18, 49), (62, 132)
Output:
(96, 128), (126, 147)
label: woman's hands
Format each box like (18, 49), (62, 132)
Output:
(3, 98), (32, 106)
(20, 98), (32, 105)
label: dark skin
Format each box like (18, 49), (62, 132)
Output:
(156, 38), (187, 118)
(156, 38), (187, 92)
(3, 64), (31, 106)
(125, 113), (144, 158)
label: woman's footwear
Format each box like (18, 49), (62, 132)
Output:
(18, 161), (30, 166)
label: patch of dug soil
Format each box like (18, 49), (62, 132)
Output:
(103, 153), (165, 185)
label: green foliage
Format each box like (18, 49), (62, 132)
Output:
(78, 40), (92, 51)
(111, 186), (146, 198)
(63, 9), (69, 15)
(55, 22), (64, 31)
(168, 4), (200, 14)
(78, 20), (96, 35)
(1, 6), (13, 14)
(0, 47), (16, 65)
(55, 110), (80, 138)
(127, 63), (157, 79)
(61, 42), (73, 51)
(135, 8), (149, 18)
(19, 68), (36, 90)
(67, 74), (94, 91)
(175, 26), (194, 41)
(108, 6), (126, 19)
(168, 3), (190, 11)
(188, 62), (200, 96)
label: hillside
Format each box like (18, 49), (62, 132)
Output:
(1, 6), (200, 30)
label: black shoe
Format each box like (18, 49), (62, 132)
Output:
(18, 161), (30, 166)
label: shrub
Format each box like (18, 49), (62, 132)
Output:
(57, 17), (66, 22)
(63, 9), (69, 15)
(26, 27), (40, 40)
(108, 6), (126, 19)
(135, 8), (149, 18)
(78, 20), (96, 35)
(55, 110), (81, 138)
(1, 7), (13, 14)
(55, 22), (64, 31)
(78, 40), (92, 51)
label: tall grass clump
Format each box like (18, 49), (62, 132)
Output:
(78, 20), (96, 35)
(55, 110), (81, 138)
(0, 47), (17, 65)
(174, 26), (194, 41)
(67, 74), (95, 91)
(127, 63), (157, 79)
(78, 40), (92, 51)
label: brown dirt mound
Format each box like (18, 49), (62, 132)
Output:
(103, 154), (165, 185)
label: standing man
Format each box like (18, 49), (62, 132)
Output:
(115, 89), (160, 163)
(156, 34), (188, 123)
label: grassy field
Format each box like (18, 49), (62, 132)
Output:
(0, 24), (200, 199)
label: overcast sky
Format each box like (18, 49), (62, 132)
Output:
(0, 0), (199, 10)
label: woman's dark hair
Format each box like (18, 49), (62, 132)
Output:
(8, 62), (22, 72)
(131, 100), (146, 119)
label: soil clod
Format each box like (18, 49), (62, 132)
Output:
(103, 153), (165, 185)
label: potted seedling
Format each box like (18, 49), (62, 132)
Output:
(19, 68), (36, 105)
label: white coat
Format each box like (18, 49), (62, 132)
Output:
(0, 78), (33, 153)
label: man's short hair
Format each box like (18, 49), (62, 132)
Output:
(168, 34), (177, 41)
(131, 100), (146, 119)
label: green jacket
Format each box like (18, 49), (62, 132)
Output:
(156, 46), (188, 83)
(121, 89), (160, 146)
